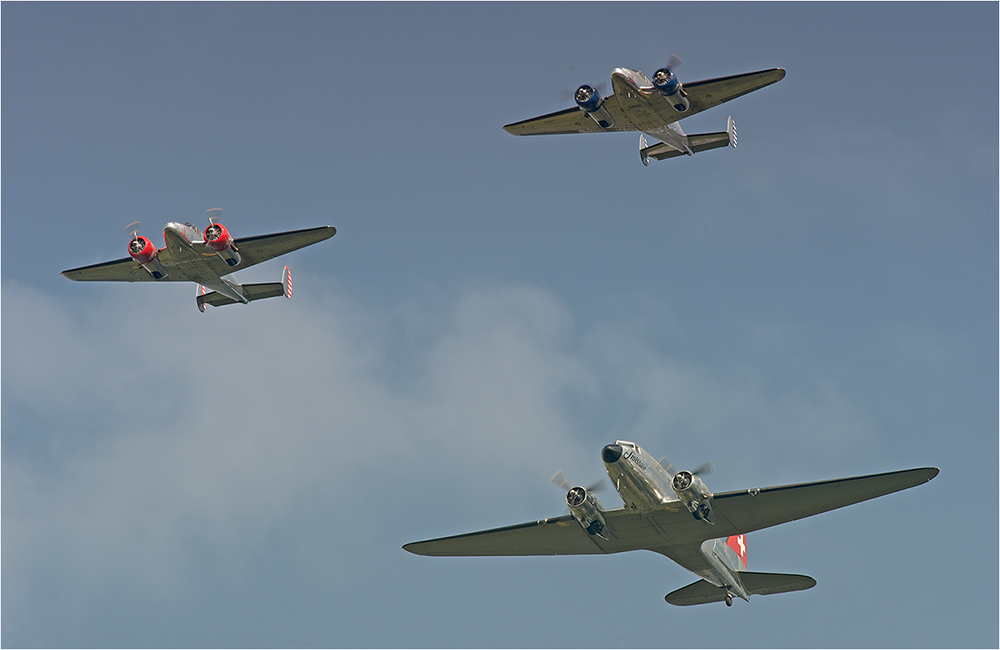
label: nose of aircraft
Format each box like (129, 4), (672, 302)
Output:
(602, 444), (623, 464)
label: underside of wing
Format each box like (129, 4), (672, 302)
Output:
(682, 68), (786, 116)
(233, 226), (336, 269)
(503, 100), (634, 136)
(711, 467), (939, 536)
(403, 515), (608, 556)
(61, 253), (182, 282)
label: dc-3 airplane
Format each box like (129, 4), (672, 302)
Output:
(61, 209), (336, 312)
(404, 440), (938, 607)
(503, 57), (785, 165)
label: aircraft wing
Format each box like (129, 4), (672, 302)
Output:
(403, 467), (938, 557)
(682, 68), (786, 116)
(61, 250), (183, 282)
(232, 225), (337, 269)
(403, 514), (608, 556)
(502, 68), (785, 136)
(61, 226), (336, 282)
(502, 101), (636, 136)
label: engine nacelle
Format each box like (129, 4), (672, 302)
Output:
(652, 67), (689, 112)
(574, 84), (615, 129)
(204, 222), (241, 267)
(128, 236), (168, 279)
(671, 470), (714, 523)
(565, 486), (608, 538)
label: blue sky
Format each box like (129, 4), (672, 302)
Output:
(2, 3), (997, 648)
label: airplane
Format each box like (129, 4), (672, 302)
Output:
(502, 57), (785, 166)
(404, 440), (938, 607)
(61, 209), (336, 312)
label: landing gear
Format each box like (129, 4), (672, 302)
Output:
(725, 593), (733, 607)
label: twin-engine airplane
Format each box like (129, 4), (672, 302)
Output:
(61, 210), (336, 312)
(503, 57), (785, 165)
(404, 440), (938, 607)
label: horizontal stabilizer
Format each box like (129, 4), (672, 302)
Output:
(665, 572), (816, 606)
(641, 130), (732, 162)
(197, 282), (286, 311)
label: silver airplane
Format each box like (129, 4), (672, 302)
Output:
(61, 209), (336, 312)
(405, 440), (938, 607)
(503, 57), (785, 165)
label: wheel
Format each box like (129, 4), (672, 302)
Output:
(725, 594), (733, 607)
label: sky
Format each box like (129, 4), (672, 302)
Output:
(2, 2), (997, 648)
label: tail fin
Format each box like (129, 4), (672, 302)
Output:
(281, 265), (292, 298)
(726, 534), (747, 568)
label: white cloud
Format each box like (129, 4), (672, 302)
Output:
(2, 278), (876, 640)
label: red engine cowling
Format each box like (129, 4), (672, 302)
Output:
(204, 222), (241, 267)
(204, 223), (233, 251)
(128, 236), (168, 279)
(128, 236), (157, 264)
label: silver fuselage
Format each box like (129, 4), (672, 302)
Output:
(160, 222), (249, 303)
(602, 440), (750, 602)
(609, 68), (691, 154)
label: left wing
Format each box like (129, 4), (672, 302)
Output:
(404, 467), (938, 558)
(503, 102), (635, 136)
(403, 514), (608, 557)
(61, 252), (183, 283)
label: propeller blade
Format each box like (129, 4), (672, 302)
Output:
(206, 208), (223, 223)
(124, 221), (142, 239)
(656, 455), (674, 476)
(692, 461), (714, 477)
(666, 54), (683, 71)
(549, 470), (571, 492)
(551, 471), (605, 495)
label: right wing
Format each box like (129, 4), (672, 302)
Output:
(682, 68), (786, 115)
(231, 225), (336, 269)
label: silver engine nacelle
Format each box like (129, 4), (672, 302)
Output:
(652, 67), (689, 112)
(671, 470), (714, 523)
(565, 486), (608, 538)
(574, 84), (615, 129)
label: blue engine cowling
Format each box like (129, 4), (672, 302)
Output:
(652, 68), (689, 112)
(574, 85), (615, 129)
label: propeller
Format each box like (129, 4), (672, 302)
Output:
(206, 208), (223, 224)
(549, 470), (606, 495)
(665, 54), (683, 72)
(691, 460), (713, 477)
(125, 221), (142, 239)
(560, 81), (608, 104)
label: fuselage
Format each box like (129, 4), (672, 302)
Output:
(601, 440), (750, 602)
(609, 68), (691, 154)
(159, 222), (249, 303)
